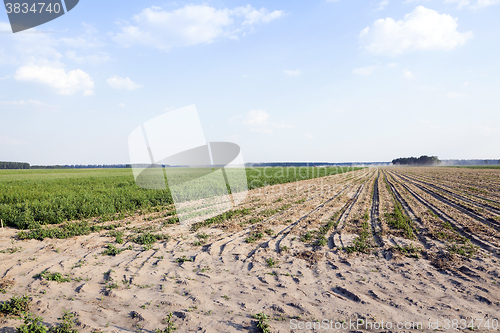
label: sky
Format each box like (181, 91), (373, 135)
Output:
(1, 0), (500, 165)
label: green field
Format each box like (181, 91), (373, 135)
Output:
(0, 166), (361, 229)
(454, 165), (500, 169)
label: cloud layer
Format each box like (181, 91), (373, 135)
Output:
(14, 64), (94, 95)
(284, 69), (302, 76)
(106, 76), (142, 90)
(112, 5), (284, 50)
(360, 6), (472, 56)
(445, 0), (500, 9)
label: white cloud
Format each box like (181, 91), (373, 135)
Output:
(106, 75), (143, 90)
(118, 103), (125, 107)
(325, 0), (341, 2)
(283, 69), (302, 76)
(12, 32), (62, 63)
(0, 22), (108, 68)
(0, 22), (11, 32)
(474, 0), (500, 7)
(112, 5), (284, 50)
(359, 6), (473, 56)
(353, 65), (377, 75)
(244, 110), (270, 125)
(377, 0), (389, 10)
(14, 64), (94, 96)
(444, 0), (471, 9)
(404, 69), (415, 79)
(59, 23), (105, 49)
(234, 5), (285, 25)
(445, 0), (500, 9)
(243, 110), (293, 134)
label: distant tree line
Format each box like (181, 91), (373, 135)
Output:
(0, 161), (132, 170)
(30, 164), (132, 169)
(392, 155), (440, 166)
(0, 162), (31, 169)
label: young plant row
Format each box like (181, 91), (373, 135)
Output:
(1, 294), (178, 333)
(1, 167), (363, 229)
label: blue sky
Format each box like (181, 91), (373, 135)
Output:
(1, 0), (499, 165)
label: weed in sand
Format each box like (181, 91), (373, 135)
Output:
(245, 232), (264, 243)
(265, 258), (278, 268)
(252, 312), (271, 333)
(101, 244), (133, 256)
(33, 271), (71, 283)
(16, 313), (48, 333)
(0, 294), (31, 316)
(155, 312), (177, 333)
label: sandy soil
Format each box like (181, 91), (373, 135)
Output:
(1, 168), (500, 332)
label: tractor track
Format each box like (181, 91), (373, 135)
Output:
(397, 172), (500, 217)
(370, 171), (383, 247)
(278, 170), (376, 252)
(200, 171), (369, 256)
(385, 171), (500, 255)
(392, 172), (500, 232)
(212, 169), (377, 260)
(244, 184), (352, 261)
(330, 179), (370, 248)
(383, 171), (431, 250)
(204, 169), (375, 258)
(408, 171), (500, 205)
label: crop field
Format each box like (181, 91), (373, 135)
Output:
(1, 166), (500, 332)
(455, 165), (500, 170)
(0, 166), (360, 230)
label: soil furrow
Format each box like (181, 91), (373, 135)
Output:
(331, 182), (366, 248)
(396, 171), (500, 223)
(383, 171), (431, 250)
(388, 172), (500, 255)
(370, 171), (383, 247)
(392, 172), (500, 232)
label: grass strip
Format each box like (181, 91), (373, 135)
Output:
(191, 208), (252, 231)
(383, 175), (415, 239)
(345, 211), (372, 254)
(17, 221), (121, 241)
